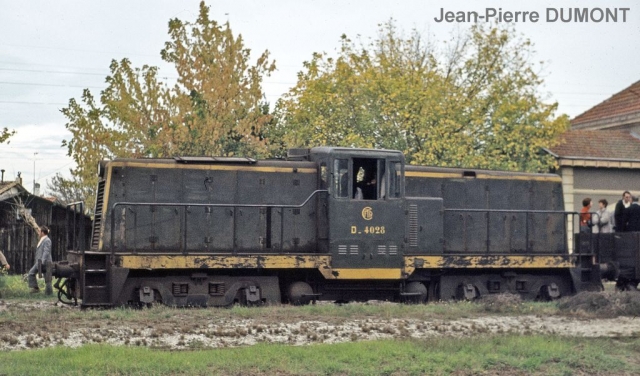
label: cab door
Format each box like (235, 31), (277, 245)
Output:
(328, 156), (405, 270)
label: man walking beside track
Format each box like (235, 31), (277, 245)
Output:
(27, 226), (52, 295)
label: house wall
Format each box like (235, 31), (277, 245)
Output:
(559, 166), (640, 252)
(571, 167), (640, 212)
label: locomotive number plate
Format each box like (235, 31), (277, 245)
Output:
(350, 225), (386, 235)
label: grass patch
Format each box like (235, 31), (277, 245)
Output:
(0, 274), (57, 300)
(0, 336), (639, 375)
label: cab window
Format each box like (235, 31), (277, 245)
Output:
(353, 158), (384, 200)
(333, 159), (349, 198)
(320, 162), (328, 189)
(387, 161), (402, 199)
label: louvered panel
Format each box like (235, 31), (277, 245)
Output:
(409, 204), (418, 247)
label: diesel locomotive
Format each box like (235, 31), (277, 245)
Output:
(52, 146), (631, 308)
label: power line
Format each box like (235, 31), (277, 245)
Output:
(0, 67), (109, 76)
(0, 43), (159, 58)
(0, 100), (68, 105)
(0, 60), (113, 72)
(0, 80), (105, 89)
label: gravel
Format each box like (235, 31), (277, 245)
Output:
(2, 299), (640, 351)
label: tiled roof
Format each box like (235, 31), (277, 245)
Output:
(547, 130), (640, 160)
(572, 80), (640, 128)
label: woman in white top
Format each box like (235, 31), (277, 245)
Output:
(593, 199), (614, 234)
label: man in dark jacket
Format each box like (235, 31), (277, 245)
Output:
(614, 191), (632, 232)
(626, 196), (640, 232)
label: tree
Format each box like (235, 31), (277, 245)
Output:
(270, 22), (568, 172)
(56, 1), (275, 212)
(0, 127), (15, 144)
(46, 172), (87, 206)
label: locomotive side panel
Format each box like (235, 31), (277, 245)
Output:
(405, 169), (567, 256)
(101, 161), (319, 254)
(404, 197), (444, 255)
(183, 168), (236, 252)
(441, 179), (487, 253)
(529, 179), (567, 254)
(487, 179), (526, 253)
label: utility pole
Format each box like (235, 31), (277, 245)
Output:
(33, 152), (38, 193)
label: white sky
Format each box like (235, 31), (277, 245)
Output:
(0, 0), (639, 194)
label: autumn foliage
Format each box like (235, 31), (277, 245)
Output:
(56, 6), (567, 212)
(270, 22), (568, 172)
(60, 2), (275, 212)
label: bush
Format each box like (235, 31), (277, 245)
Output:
(557, 291), (640, 317)
(477, 293), (524, 313)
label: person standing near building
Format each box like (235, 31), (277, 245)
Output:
(0, 251), (9, 271)
(614, 191), (632, 232)
(27, 226), (52, 294)
(627, 196), (640, 232)
(593, 199), (613, 234)
(579, 198), (592, 233)
(0, 250), (10, 299)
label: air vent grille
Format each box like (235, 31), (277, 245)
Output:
(172, 283), (189, 297)
(409, 204), (418, 247)
(209, 282), (226, 296)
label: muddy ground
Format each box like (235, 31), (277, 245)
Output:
(2, 294), (640, 351)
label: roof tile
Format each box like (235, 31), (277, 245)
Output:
(572, 80), (640, 126)
(548, 130), (640, 160)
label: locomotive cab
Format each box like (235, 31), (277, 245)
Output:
(305, 147), (409, 275)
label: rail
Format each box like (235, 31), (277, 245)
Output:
(109, 190), (328, 258)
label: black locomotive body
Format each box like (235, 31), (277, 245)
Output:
(53, 147), (605, 307)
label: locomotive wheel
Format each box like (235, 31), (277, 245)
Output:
(539, 283), (561, 301)
(402, 282), (428, 304)
(287, 281), (314, 306)
(458, 283), (479, 301)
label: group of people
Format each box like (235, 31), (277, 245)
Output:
(580, 191), (640, 233)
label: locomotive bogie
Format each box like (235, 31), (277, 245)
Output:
(437, 270), (574, 301)
(116, 273), (282, 307)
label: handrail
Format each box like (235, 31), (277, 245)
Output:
(109, 190), (328, 258)
(445, 209), (577, 214)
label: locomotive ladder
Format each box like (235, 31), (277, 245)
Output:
(80, 179), (112, 306)
(65, 202), (111, 307)
(81, 253), (111, 307)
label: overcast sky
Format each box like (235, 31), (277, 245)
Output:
(1, 0), (639, 194)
